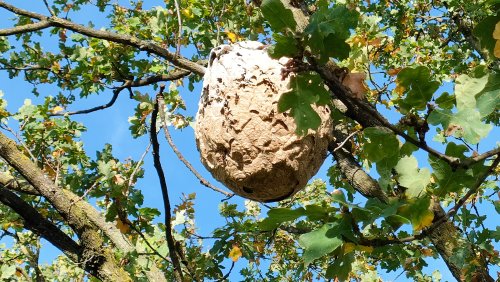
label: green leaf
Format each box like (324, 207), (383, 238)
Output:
(476, 72), (500, 118)
(449, 247), (471, 269)
(429, 143), (486, 195)
(435, 92), (455, 110)
(304, 5), (358, 62)
(428, 108), (492, 144)
(493, 227), (500, 241)
(397, 66), (440, 111)
(304, 204), (335, 221)
(398, 197), (434, 231)
(0, 264), (16, 280)
(258, 207), (306, 231)
(268, 33), (300, 59)
(278, 73), (330, 135)
(261, 0), (297, 32)
(394, 156), (431, 198)
(362, 127), (400, 163)
(454, 74), (488, 111)
(473, 14), (500, 56)
(299, 223), (343, 265)
(325, 252), (354, 280)
(429, 157), (460, 195)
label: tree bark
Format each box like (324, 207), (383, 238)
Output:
(0, 184), (81, 262)
(0, 132), (131, 281)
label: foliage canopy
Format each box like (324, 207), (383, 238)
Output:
(0, 0), (499, 281)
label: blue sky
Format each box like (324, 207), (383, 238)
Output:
(0, 1), (499, 281)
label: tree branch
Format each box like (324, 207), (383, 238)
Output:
(49, 69), (192, 116)
(0, 185), (81, 262)
(0, 20), (51, 36)
(330, 125), (390, 203)
(0, 1), (206, 76)
(463, 147), (500, 166)
(316, 61), (491, 170)
(0, 131), (134, 280)
(150, 85), (184, 282)
(173, 0), (183, 56)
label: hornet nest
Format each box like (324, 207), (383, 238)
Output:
(194, 41), (332, 202)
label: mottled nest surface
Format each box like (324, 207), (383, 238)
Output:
(195, 41), (332, 202)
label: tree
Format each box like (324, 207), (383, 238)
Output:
(0, 0), (498, 281)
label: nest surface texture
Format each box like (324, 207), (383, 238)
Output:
(195, 41), (332, 202)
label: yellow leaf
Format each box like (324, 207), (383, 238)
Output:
(15, 269), (22, 277)
(368, 37), (382, 47)
(493, 21), (500, 39)
(421, 248), (434, 256)
(228, 245), (242, 262)
(357, 245), (374, 253)
(254, 241), (265, 253)
(51, 61), (61, 72)
(62, 136), (72, 144)
(51, 106), (64, 114)
(383, 43), (394, 52)
(343, 242), (356, 254)
(413, 209), (434, 231)
(394, 82), (406, 96)
(387, 68), (401, 76)
(226, 31), (242, 43)
(181, 8), (194, 19)
(116, 218), (130, 234)
(44, 164), (57, 179)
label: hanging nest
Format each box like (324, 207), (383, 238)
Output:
(194, 41), (332, 202)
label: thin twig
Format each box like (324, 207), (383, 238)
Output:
(128, 142), (151, 189)
(128, 223), (170, 262)
(333, 130), (359, 152)
(463, 147), (500, 167)
(77, 176), (102, 202)
(432, 155), (500, 228)
(173, 0), (183, 56)
(156, 91), (234, 197)
(49, 70), (192, 117)
(217, 261), (235, 282)
(1, 126), (37, 162)
(49, 87), (122, 116)
(42, 0), (55, 16)
(150, 85), (184, 282)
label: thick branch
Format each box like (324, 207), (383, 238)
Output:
(150, 85), (184, 282)
(317, 62), (492, 170)
(0, 172), (167, 282)
(0, 185), (81, 262)
(0, 20), (51, 36)
(0, 131), (130, 280)
(0, 1), (206, 76)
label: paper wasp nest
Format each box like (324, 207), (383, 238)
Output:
(194, 41), (332, 202)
